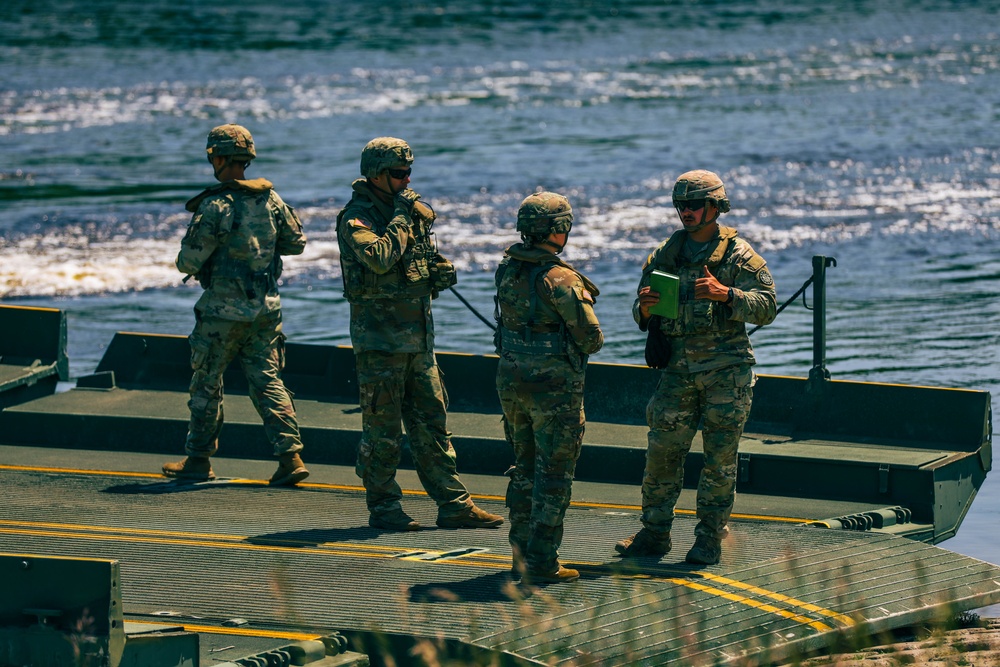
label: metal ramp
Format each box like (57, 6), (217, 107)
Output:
(0, 305), (67, 410)
(1, 463), (998, 666)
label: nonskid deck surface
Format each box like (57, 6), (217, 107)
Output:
(2, 462), (999, 666)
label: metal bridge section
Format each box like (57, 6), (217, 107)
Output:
(0, 303), (995, 665)
(1, 463), (998, 666)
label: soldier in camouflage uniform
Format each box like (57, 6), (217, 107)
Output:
(616, 170), (776, 565)
(162, 124), (310, 486)
(496, 192), (604, 584)
(336, 137), (504, 532)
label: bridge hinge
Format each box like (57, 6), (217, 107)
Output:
(808, 506), (912, 531)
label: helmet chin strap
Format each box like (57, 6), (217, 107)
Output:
(369, 179), (394, 198)
(680, 201), (719, 233)
(211, 156), (228, 180)
(368, 171), (405, 199)
(542, 227), (571, 254)
(547, 239), (566, 254)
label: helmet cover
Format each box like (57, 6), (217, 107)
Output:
(206, 124), (256, 161)
(672, 169), (730, 213)
(361, 137), (414, 178)
(516, 192), (574, 237)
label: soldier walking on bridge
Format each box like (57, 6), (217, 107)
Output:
(495, 192), (603, 584)
(616, 170), (776, 565)
(336, 137), (504, 532)
(163, 123), (310, 486)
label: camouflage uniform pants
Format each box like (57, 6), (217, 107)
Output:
(355, 350), (471, 516)
(499, 387), (585, 574)
(641, 364), (753, 539)
(185, 311), (303, 458)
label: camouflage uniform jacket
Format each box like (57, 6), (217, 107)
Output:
(336, 178), (438, 353)
(634, 225), (776, 373)
(495, 243), (604, 393)
(177, 178), (306, 321)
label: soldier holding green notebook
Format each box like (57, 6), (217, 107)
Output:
(616, 169), (777, 565)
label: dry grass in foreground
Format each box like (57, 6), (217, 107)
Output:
(776, 617), (1000, 667)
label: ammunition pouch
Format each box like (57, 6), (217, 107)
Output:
(210, 255), (281, 300)
(499, 326), (564, 355)
(403, 241), (434, 284)
(659, 299), (742, 337)
(402, 205), (437, 285)
(498, 325), (587, 373)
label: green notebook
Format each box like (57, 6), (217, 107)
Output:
(648, 270), (680, 319)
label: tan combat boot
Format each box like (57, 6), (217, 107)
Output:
(436, 504), (505, 529)
(269, 452), (309, 486)
(685, 535), (722, 564)
(161, 456), (215, 481)
(525, 564), (580, 585)
(615, 528), (672, 557)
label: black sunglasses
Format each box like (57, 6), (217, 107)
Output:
(674, 199), (706, 212)
(387, 167), (412, 180)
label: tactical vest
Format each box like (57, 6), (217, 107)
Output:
(642, 226), (760, 337)
(493, 255), (587, 372)
(188, 180), (282, 299)
(336, 190), (434, 302)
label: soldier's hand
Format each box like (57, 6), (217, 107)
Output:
(695, 266), (729, 301)
(395, 188), (421, 212)
(637, 285), (660, 319)
(430, 256), (458, 292)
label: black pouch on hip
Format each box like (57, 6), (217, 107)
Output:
(644, 315), (671, 369)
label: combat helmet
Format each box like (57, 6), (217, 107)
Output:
(672, 169), (730, 213)
(516, 192), (574, 240)
(206, 124), (256, 162)
(361, 137), (414, 178)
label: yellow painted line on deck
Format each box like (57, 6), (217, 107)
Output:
(670, 579), (832, 631)
(0, 464), (808, 524)
(697, 571), (856, 628)
(0, 520), (512, 567)
(126, 618), (323, 641)
(0, 525), (426, 562)
(1, 518), (851, 632)
(590, 565), (852, 631)
(0, 464), (168, 479)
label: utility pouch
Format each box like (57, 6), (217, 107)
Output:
(644, 315), (671, 369)
(404, 254), (431, 283)
(687, 299), (717, 333)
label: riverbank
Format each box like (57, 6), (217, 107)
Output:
(778, 616), (1000, 667)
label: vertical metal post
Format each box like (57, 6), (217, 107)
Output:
(809, 255), (837, 384)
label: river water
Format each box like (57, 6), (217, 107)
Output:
(2, 0), (999, 610)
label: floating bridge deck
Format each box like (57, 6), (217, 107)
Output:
(1, 454), (999, 666)
(0, 307), (996, 665)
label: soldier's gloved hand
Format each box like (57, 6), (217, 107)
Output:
(395, 188), (421, 213)
(430, 256), (458, 292)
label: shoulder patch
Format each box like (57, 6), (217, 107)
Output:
(757, 267), (774, 287)
(570, 285), (595, 305)
(348, 218), (372, 230)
